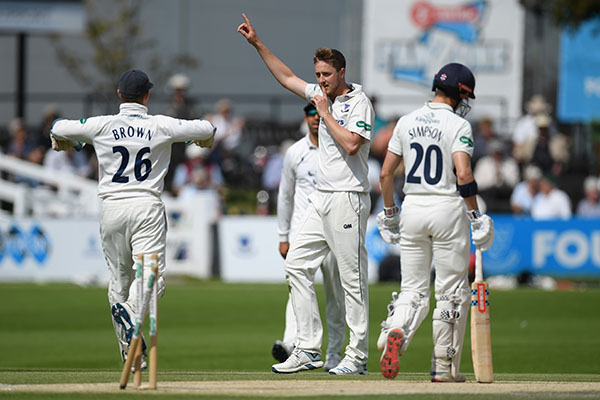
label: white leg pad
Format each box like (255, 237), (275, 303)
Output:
(387, 290), (430, 354)
(431, 288), (470, 379)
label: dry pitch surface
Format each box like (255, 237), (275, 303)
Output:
(3, 380), (600, 397)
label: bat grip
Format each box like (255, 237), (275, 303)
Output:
(475, 247), (483, 283)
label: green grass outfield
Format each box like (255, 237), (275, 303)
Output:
(0, 280), (599, 399)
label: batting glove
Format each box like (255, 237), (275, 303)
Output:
(191, 128), (216, 148)
(50, 135), (84, 152)
(467, 210), (494, 251)
(377, 205), (401, 244)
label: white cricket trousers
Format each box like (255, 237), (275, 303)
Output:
(100, 198), (167, 308)
(285, 190), (370, 364)
(282, 253), (346, 356)
(399, 195), (470, 295)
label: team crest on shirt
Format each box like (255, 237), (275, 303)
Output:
(356, 121), (372, 131)
(342, 104), (350, 113)
(460, 136), (474, 147)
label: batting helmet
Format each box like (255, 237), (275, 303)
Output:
(431, 63), (476, 102)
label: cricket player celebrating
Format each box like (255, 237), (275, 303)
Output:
(50, 70), (216, 366)
(238, 14), (373, 375)
(273, 103), (346, 372)
(376, 63), (494, 382)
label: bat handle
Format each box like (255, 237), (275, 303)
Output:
(475, 247), (483, 283)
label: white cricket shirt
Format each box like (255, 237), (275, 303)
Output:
(305, 83), (373, 193)
(277, 134), (318, 242)
(51, 103), (215, 201)
(388, 102), (474, 197)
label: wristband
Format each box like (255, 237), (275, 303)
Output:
(384, 205), (399, 217)
(457, 180), (478, 198)
(467, 209), (482, 220)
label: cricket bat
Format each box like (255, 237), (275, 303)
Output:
(470, 247), (494, 383)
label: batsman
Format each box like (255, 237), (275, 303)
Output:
(376, 63), (494, 382)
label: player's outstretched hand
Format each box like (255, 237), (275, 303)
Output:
(237, 13), (259, 45)
(377, 209), (401, 244)
(469, 211), (494, 251)
(51, 135), (76, 152)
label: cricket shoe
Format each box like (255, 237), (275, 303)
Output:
(431, 372), (466, 382)
(272, 349), (323, 373)
(271, 340), (294, 363)
(380, 327), (404, 379)
(112, 303), (135, 344)
(323, 353), (342, 372)
(127, 351), (148, 373)
(112, 302), (147, 371)
(328, 358), (368, 375)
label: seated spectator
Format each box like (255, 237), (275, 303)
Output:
(473, 139), (519, 207)
(165, 73), (199, 119)
(172, 144), (224, 197)
(472, 117), (497, 166)
(33, 104), (61, 150)
(531, 174), (572, 220)
(164, 73), (199, 194)
(510, 164), (542, 215)
(206, 98), (246, 159)
(370, 96), (388, 140)
(531, 114), (558, 175)
(576, 176), (600, 217)
(7, 118), (34, 160)
(261, 140), (294, 213)
(6, 118), (44, 186)
(512, 95), (552, 164)
(369, 116), (400, 164)
(43, 148), (90, 177)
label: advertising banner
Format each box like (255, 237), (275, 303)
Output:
(558, 21), (600, 123)
(362, 0), (524, 122)
(484, 216), (600, 277)
(0, 219), (107, 284)
(218, 216), (382, 283)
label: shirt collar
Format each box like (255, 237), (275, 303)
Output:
(119, 102), (148, 115)
(334, 83), (362, 103)
(304, 134), (318, 149)
(425, 101), (454, 112)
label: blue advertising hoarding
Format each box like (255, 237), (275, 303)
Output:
(484, 215), (600, 277)
(366, 215), (600, 278)
(558, 21), (600, 123)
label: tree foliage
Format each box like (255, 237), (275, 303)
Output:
(51, 0), (198, 97)
(522, 0), (600, 31)
(552, 0), (600, 30)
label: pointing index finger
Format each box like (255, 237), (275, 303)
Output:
(242, 13), (251, 25)
(319, 83), (328, 100)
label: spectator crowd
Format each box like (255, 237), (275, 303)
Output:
(1, 81), (598, 220)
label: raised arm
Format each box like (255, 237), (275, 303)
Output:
(237, 13), (307, 99)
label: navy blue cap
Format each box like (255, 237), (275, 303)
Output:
(118, 69), (154, 99)
(303, 103), (317, 115)
(432, 63), (476, 100)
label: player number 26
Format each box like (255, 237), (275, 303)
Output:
(406, 143), (442, 185)
(112, 146), (152, 183)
